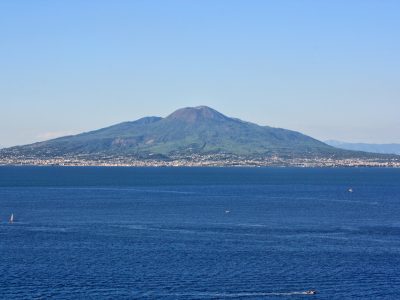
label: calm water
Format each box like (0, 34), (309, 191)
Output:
(1, 167), (400, 299)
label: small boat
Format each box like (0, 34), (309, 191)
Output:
(304, 290), (317, 295)
(9, 213), (14, 223)
(348, 188), (353, 193)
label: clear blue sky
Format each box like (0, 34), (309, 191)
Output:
(1, 0), (399, 147)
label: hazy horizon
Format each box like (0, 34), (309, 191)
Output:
(1, 0), (399, 147)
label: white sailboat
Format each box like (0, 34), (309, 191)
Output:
(9, 213), (14, 223)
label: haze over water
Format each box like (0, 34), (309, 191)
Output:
(1, 167), (400, 299)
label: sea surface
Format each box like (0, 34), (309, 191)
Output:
(1, 167), (400, 299)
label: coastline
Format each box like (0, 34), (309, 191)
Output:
(1, 157), (399, 168)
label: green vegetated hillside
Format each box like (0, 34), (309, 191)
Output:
(0, 106), (385, 159)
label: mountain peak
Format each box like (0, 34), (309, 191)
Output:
(1, 105), (345, 161)
(166, 106), (228, 123)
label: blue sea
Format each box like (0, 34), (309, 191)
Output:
(1, 167), (400, 299)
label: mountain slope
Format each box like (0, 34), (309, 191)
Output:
(0, 106), (374, 159)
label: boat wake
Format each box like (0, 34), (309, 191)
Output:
(154, 291), (316, 298)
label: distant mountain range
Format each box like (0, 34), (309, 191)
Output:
(1, 106), (398, 166)
(325, 140), (400, 155)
